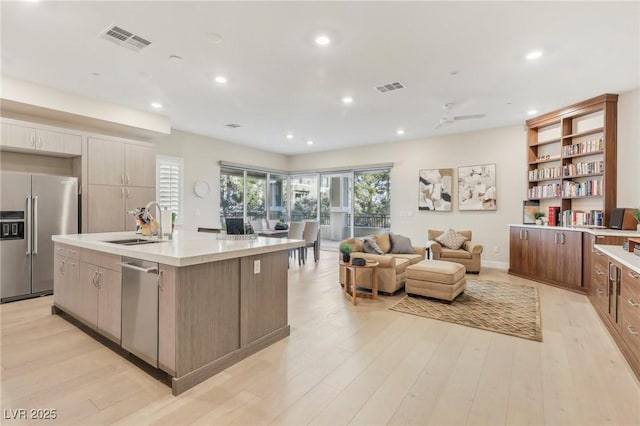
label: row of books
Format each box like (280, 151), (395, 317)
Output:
(528, 183), (561, 199)
(562, 179), (602, 197)
(562, 137), (603, 157)
(561, 209), (604, 227)
(529, 166), (562, 181)
(563, 160), (604, 177)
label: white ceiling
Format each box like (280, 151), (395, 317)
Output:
(1, 1), (638, 155)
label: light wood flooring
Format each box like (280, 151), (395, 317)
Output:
(1, 252), (639, 425)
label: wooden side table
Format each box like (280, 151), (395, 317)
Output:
(342, 261), (379, 305)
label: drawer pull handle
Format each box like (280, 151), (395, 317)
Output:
(627, 298), (640, 307)
(628, 271), (640, 279)
(596, 288), (604, 295)
(627, 324), (639, 336)
(595, 269), (604, 276)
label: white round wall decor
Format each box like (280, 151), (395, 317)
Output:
(194, 180), (211, 198)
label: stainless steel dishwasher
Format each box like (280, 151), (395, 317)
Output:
(121, 257), (159, 368)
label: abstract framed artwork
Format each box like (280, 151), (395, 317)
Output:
(418, 168), (453, 211)
(458, 164), (497, 211)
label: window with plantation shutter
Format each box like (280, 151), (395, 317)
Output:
(156, 155), (183, 225)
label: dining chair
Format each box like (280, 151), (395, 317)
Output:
(287, 221), (306, 265)
(301, 220), (320, 264)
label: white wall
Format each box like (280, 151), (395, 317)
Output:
(617, 88), (640, 207)
(152, 129), (289, 230)
(289, 125), (526, 268)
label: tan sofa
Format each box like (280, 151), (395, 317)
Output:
(339, 232), (426, 294)
(427, 229), (483, 273)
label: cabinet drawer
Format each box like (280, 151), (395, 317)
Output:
(80, 249), (121, 272)
(594, 250), (608, 270)
(593, 278), (609, 314)
(54, 243), (80, 260)
(621, 265), (640, 312)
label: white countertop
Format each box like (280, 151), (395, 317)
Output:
(509, 224), (640, 237)
(595, 244), (640, 274)
(52, 231), (305, 267)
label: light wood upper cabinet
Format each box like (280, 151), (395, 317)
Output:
(125, 144), (155, 187)
(1, 122), (81, 156)
(88, 138), (125, 185)
(87, 185), (125, 232)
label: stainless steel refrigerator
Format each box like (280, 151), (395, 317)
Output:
(1, 172), (78, 303)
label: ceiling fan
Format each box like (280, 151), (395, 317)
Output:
(434, 103), (485, 129)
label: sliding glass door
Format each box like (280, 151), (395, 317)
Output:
(352, 169), (391, 237)
(289, 175), (318, 221)
(320, 173), (352, 242)
(220, 167), (244, 222)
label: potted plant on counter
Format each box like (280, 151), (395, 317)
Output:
(634, 208), (640, 232)
(339, 243), (352, 263)
(534, 211), (546, 225)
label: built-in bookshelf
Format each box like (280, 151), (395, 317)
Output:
(525, 94), (617, 227)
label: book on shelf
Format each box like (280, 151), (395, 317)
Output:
(562, 137), (603, 157)
(548, 206), (560, 226)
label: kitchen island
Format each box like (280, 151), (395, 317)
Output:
(51, 231), (304, 395)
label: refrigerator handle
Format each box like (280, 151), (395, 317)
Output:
(32, 196), (38, 255)
(26, 196), (32, 255)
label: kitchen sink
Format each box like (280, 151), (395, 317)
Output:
(104, 238), (166, 246)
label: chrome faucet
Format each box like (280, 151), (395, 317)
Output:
(144, 201), (164, 240)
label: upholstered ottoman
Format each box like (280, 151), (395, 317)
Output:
(405, 260), (466, 302)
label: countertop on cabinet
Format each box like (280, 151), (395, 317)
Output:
(52, 231), (305, 267)
(509, 224), (640, 237)
(595, 244), (640, 274)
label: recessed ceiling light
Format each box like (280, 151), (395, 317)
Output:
(306, 140), (314, 145)
(151, 102), (163, 109)
(396, 129), (405, 135)
(342, 96), (353, 104)
(527, 109), (538, 115)
(168, 55), (184, 63)
(315, 35), (331, 46)
(214, 75), (228, 84)
(525, 50), (543, 61)
(207, 33), (223, 44)
(286, 134), (293, 140)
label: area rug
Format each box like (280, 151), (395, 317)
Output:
(390, 279), (542, 342)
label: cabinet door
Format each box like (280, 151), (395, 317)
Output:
(88, 138), (125, 185)
(53, 255), (68, 309)
(1, 123), (36, 150)
(77, 262), (99, 328)
(158, 264), (176, 375)
(37, 129), (81, 156)
(557, 231), (582, 288)
(97, 267), (122, 343)
(509, 227), (529, 275)
(87, 185), (125, 232)
(125, 187), (156, 231)
(125, 144), (156, 187)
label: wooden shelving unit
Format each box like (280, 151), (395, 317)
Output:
(525, 94), (618, 227)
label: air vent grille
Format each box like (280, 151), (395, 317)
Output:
(225, 123), (241, 128)
(99, 25), (151, 52)
(374, 81), (405, 93)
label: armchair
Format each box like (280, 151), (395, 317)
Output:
(427, 229), (483, 273)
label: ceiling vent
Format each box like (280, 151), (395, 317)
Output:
(99, 25), (151, 52)
(374, 81), (405, 94)
(225, 123), (241, 128)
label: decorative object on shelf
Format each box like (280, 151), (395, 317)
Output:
(194, 179), (210, 198)
(418, 168), (453, 211)
(634, 208), (640, 232)
(458, 164), (497, 211)
(339, 242), (352, 263)
(523, 200), (540, 224)
(534, 211), (546, 225)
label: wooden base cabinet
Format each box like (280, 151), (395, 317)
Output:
(592, 249), (640, 380)
(54, 245), (122, 344)
(509, 226), (583, 292)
